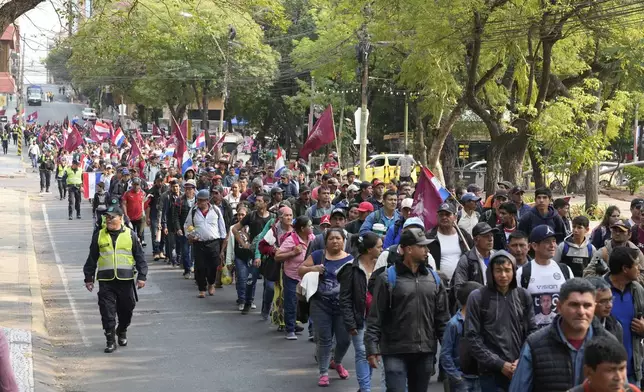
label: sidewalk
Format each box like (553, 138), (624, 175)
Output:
(0, 187), (52, 391)
(0, 141), (28, 178)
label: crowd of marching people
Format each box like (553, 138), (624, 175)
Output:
(15, 116), (644, 392)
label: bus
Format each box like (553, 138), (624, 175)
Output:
(27, 85), (42, 106)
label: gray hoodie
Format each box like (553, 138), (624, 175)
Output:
(464, 251), (537, 373)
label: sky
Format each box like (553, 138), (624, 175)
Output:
(18, 0), (67, 85)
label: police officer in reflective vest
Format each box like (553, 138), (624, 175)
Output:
(62, 159), (83, 220)
(83, 205), (148, 353)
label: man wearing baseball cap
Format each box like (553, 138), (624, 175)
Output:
(516, 225), (573, 329)
(427, 203), (474, 285)
(365, 227), (449, 392)
(367, 179), (386, 211)
(346, 201), (374, 234)
(452, 222), (498, 293)
(583, 220), (644, 282)
(510, 186), (531, 219)
(458, 193), (482, 237)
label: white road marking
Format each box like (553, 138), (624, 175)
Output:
(41, 204), (90, 347)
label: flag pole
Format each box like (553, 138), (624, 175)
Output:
(330, 105), (342, 171)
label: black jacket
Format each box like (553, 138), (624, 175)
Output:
(345, 219), (364, 235)
(338, 258), (369, 332)
(169, 194), (194, 233)
(518, 206), (566, 244)
(214, 199), (233, 231)
(479, 209), (498, 228)
(291, 198), (311, 218)
(426, 227), (473, 273)
(464, 256), (536, 374)
(451, 247), (487, 295)
(493, 224), (511, 251)
(526, 316), (613, 392)
(364, 261), (450, 357)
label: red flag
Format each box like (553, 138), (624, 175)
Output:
(412, 167), (445, 230)
(130, 136), (142, 163)
(135, 128), (145, 147)
(64, 125), (83, 152)
(152, 123), (160, 136)
(26, 111), (38, 123)
(173, 118), (188, 161)
(299, 105), (336, 158)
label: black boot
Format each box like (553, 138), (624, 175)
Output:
(104, 329), (117, 353)
(116, 328), (127, 347)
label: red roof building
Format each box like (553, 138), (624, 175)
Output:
(0, 25), (19, 94)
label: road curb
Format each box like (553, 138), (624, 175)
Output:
(21, 192), (58, 392)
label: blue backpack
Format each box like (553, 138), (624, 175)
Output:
(386, 265), (441, 308)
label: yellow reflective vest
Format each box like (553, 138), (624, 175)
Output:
(64, 167), (82, 186)
(96, 227), (135, 281)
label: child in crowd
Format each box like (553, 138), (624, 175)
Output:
(554, 216), (595, 277)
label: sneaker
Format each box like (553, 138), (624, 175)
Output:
(141, 241), (147, 247)
(295, 325), (304, 334)
(308, 332), (314, 342)
(335, 364), (349, 380)
(153, 254), (160, 261)
(285, 332), (297, 340)
(238, 303), (244, 311)
(317, 375), (329, 387)
(76, 214), (81, 219)
(68, 216), (72, 220)
(183, 272), (191, 280)
(241, 304), (251, 315)
(251, 303), (257, 310)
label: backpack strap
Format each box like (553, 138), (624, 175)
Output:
(558, 263), (571, 280)
(563, 242), (569, 256)
(520, 262), (532, 289)
(587, 243), (593, 257)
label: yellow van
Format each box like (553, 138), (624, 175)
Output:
(351, 154), (418, 183)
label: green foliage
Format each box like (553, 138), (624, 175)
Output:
(569, 203), (607, 221)
(624, 166), (644, 195)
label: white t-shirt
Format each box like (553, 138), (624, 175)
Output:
(437, 232), (462, 280)
(516, 259), (573, 329)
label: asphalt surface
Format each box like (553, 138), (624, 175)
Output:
(9, 87), (445, 392)
(23, 84), (85, 124)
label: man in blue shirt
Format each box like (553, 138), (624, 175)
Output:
(359, 190), (400, 236)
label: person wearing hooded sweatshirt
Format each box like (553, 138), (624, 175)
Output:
(463, 250), (537, 392)
(518, 187), (566, 244)
(554, 216), (595, 277)
(509, 278), (616, 392)
(583, 221), (644, 285)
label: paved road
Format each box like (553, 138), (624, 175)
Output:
(23, 84), (85, 124)
(1, 100), (445, 392)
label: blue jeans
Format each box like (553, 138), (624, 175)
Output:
(150, 217), (160, 254)
(235, 257), (250, 304)
(478, 373), (509, 392)
(382, 353), (433, 392)
(352, 326), (372, 392)
(283, 273), (299, 333)
(176, 234), (192, 274)
(244, 265), (260, 306)
(310, 296), (351, 376)
(449, 377), (481, 392)
(261, 279), (274, 317)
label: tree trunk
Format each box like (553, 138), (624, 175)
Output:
(585, 164), (599, 210)
(567, 170), (586, 194)
(485, 140), (503, 194)
(440, 132), (457, 188)
(136, 104), (147, 131)
(426, 103), (463, 184)
(501, 132), (529, 185)
(0, 1), (44, 36)
(415, 108), (427, 167)
(202, 80), (211, 150)
(528, 145), (546, 189)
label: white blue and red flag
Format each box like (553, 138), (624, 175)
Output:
(82, 172), (103, 199)
(112, 127), (125, 147)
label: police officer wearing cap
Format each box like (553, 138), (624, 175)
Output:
(185, 189), (227, 298)
(62, 159), (83, 220)
(83, 205), (148, 353)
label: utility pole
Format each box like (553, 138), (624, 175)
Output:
(18, 37), (25, 127)
(337, 91), (345, 167)
(403, 94), (410, 149)
(634, 102), (639, 162)
(307, 76), (315, 167)
(357, 4), (372, 181)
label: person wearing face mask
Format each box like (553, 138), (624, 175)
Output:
(509, 278), (617, 392)
(584, 221), (644, 283)
(83, 205), (148, 353)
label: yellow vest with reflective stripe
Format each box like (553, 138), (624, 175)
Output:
(96, 227), (135, 281)
(64, 167), (82, 185)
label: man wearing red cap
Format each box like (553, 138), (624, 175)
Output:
(346, 202), (374, 234)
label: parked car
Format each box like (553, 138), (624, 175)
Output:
(350, 153), (418, 183)
(81, 108), (97, 121)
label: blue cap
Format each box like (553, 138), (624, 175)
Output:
(461, 192), (481, 203)
(196, 189), (210, 200)
(121, 168), (130, 175)
(529, 225), (557, 243)
(403, 217), (425, 230)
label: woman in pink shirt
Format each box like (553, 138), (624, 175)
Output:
(275, 216), (315, 340)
